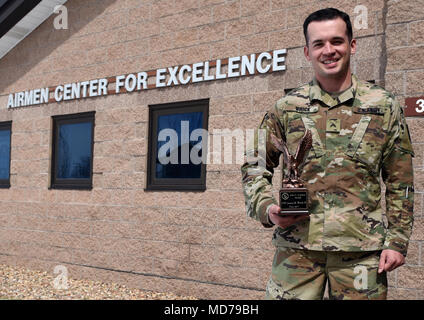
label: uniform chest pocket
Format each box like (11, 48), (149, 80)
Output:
(345, 106), (389, 175)
(285, 106), (324, 159)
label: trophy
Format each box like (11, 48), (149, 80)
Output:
(270, 129), (313, 216)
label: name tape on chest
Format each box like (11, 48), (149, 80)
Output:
(296, 107), (310, 112)
(295, 106), (319, 113)
(353, 107), (385, 115)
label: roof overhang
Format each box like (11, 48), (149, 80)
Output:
(0, 0), (67, 59)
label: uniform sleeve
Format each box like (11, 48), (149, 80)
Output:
(241, 104), (284, 228)
(381, 96), (415, 256)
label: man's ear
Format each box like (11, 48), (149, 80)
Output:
(304, 45), (311, 61)
(350, 38), (357, 55)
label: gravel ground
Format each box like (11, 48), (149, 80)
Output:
(0, 264), (197, 300)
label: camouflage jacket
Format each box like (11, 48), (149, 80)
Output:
(241, 74), (414, 256)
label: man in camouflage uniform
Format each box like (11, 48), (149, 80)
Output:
(241, 8), (414, 300)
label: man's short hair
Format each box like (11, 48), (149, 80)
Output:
(303, 8), (353, 46)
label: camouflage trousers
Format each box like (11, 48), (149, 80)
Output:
(265, 247), (387, 300)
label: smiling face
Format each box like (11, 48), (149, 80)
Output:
(304, 17), (356, 85)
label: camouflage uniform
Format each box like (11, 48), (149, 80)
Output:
(266, 248), (388, 300)
(241, 74), (414, 299)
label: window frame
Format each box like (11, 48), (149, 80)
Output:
(0, 121), (12, 188)
(50, 111), (95, 190)
(146, 99), (209, 191)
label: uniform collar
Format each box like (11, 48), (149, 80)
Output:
(309, 74), (358, 108)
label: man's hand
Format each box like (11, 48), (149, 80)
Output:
(378, 249), (405, 273)
(268, 204), (309, 228)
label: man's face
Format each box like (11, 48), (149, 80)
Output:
(304, 18), (356, 80)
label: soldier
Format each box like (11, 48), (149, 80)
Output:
(241, 8), (414, 300)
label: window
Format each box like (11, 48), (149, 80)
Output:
(147, 99), (209, 191)
(51, 112), (95, 189)
(0, 121), (11, 188)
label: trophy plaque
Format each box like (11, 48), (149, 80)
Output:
(270, 129), (313, 216)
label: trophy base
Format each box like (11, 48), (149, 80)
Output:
(279, 188), (309, 216)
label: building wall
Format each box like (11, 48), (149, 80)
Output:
(384, 0), (424, 299)
(0, 0), (422, 299)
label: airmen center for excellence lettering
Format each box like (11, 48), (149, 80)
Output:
(6, 49), (287, 109)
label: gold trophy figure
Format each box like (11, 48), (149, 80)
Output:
(270, 129), (313, 216)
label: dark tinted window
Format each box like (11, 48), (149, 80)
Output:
(57, 122), (92, 179)
(147, 99), (208, 191)
(51, 112), (95, 189)
(0, 121), (11, 188)
(156, 111), (203, 179)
